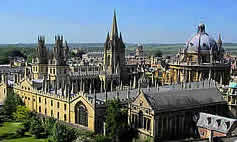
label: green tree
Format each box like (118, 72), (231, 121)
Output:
(15, 127), (26, 137)
(52, 122), (78, 142)
(13, 105), (30, 122)
(21, 112), (37, 132)
(2, 91), (24, 120)
(105, 99), (128, 141)
(42, 117), (56, 136)
(95, 135), (112, 142)
(154, 50), (163, 57)
(29, 116), (44, 138)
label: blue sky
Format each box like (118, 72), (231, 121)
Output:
(0, 0), (236, 43)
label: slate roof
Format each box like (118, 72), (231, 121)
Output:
(144, 87), (226, 112)
(93, 80), (226, 112)
(196, 112), (237, 134)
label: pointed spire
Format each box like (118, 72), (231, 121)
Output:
(120, 32), (123, 41)
(217, 33), (222, 48)
(106, 32), (110, 42)
(218, 33), (222, 43)
(111, 10), (118, 40)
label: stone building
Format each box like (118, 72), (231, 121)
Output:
(161, 24), (230, 85)
(0, 11), (140, 133)
(196, 112), (237, 140)
(128, 80), (228, 141)
(221, 81), (237, 117)
(0, 12), (232, 141)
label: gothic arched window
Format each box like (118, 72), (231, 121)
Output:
(75, 102), (88, 127)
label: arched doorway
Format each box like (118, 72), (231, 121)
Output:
(75, 102), (88, 127)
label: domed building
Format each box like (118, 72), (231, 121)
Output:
(162, 24), (230, 85)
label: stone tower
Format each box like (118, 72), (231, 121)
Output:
(104, 10), (126, 75)
(49, 35), (69, 66)
(36, 36), (48, 64)
(48, 35), (69, 87)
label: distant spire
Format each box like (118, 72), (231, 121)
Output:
(217, 33), (222, 46)
(111, 10), (118, 40)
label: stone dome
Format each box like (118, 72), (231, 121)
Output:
(186, 24), (218, 53)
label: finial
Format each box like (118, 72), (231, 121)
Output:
(198, 23), (205, 33)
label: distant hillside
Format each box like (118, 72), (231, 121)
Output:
(0, 43), (236, 48)
(0, 43), (237, 63)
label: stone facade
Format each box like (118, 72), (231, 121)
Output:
(161, 24), (230, 85)
(0, 11), (137, 133)
(128, 81), (228, 141)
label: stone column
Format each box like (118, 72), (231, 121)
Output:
(100, 80), (103, 92)
(208, 69), (211, 80)
(177, 69), (180, 83)
(189, 70), (191, 82)
(133, 75), (136, 88)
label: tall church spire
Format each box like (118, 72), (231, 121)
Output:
(218, 34), (222, 44)
(111, 10), (118, 40)
(217, 33), (222, 49)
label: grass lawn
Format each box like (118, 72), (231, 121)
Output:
(0, 122), (48, 142)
